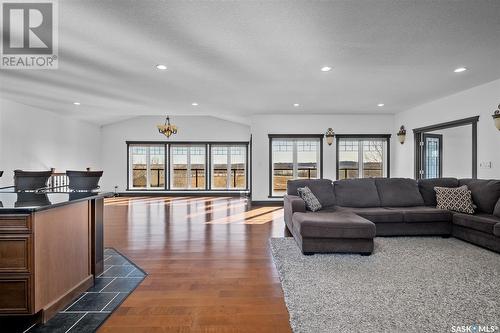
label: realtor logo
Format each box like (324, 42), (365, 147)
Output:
(1, 0), (58, 69)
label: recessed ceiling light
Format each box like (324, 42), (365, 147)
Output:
(156, 64), (167, 70)
(377, 103), (384, 107)
(321, 66), (332, 72)
(293, 103), (300, 107)
(192, 102), (198, 106)
(454, 67), (467, 73)
(73, 102), (81, 105)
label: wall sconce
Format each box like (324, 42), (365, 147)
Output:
(397, 125), (406, 144)
(325, 128), (335, 146)
(493, 104), (500, 131)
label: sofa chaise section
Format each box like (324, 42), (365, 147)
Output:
(292, 212), (375, 255)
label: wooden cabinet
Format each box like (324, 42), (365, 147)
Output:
(0, 215), (31, 233)
(0, 275), (32, 314)
(0, 204), (93, 320)
(0, 235), (31, 273)
(0, 215), (33, 315)
(0, 194), (107, 323)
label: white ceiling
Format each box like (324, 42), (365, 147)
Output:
(1, 0), (500, 125)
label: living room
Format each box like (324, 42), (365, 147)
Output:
(0, 1), (499, 332)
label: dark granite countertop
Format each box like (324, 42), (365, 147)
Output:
(0, 191), (114, 214)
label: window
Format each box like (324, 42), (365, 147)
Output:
(336, 135), (390, 180)
(129, 145), (165, 189)
(170, 145), (206, 189)
(127, 142), (249, 191)
(211, 145), (247, 189)
(269, 135), (323, 197)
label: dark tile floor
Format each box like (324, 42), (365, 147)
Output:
(23, 248), (146, 333)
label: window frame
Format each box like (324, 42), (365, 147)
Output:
(210, 144), (249, 190)
(268, 134), (324, 198)
(169, 144), (208, 190)
(126, 141), (249, 192)
(335, 134), (391, 180)
(128, 144), (167, 190)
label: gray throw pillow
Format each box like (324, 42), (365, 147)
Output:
(434, 185), (475, 214)
(494, 198), (500, 218)
(297, 186), (322, 212)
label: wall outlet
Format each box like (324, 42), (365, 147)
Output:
(480, 161), (492, 169)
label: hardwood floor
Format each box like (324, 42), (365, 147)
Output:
(99, 196), (291, 333)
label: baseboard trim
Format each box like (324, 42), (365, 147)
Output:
(119, 192), (249, 197)
(250, 200), (283, 207)
(41, 275), (94, 323)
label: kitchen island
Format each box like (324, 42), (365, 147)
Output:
(0, 191), (112, 323)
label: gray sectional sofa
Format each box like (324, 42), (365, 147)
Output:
(284, 177), (500, 255)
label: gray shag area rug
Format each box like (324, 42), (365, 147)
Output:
(270, 237), (500, 333)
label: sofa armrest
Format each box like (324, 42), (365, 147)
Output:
(284, 194), (306, 228)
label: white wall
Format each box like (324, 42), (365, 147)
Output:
(251, 114), (395, 201)
(100, 116), (251, 191)
(0, 98), (102, 187)
(394, 79), (500, 179)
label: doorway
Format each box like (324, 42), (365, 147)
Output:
(423, 134), (442, 179)
(414, 116), (478, 179)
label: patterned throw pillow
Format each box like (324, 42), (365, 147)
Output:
(297, 186), (322, 212)
(434, 185), (475, 214)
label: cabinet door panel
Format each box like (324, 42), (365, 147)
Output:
(0, 216), (31, 233)
(0, 276), (31, 314)
(0, 235), (31, 273)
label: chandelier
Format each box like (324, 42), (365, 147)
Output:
(157, 115), (178, 138)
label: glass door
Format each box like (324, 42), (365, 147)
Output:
(423, 134), (442, 179)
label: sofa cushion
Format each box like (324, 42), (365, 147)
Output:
(287, 179), (335, 208)
(387, 206), (453, 223)
(494, 223), (500, 237)
(459, 179), (500, 214)
(375, 178), (424, 207)
(493, 198), (500, 218)
(284, 194), (306, 227)
(297, 187), (322, 212)
(334, 178), (380, 207)
(338, 207), (404, 223)
(417, 178), (458, 206)
(435, 185), (475, 214)
(453, 213), (500, 235)
(292, 212), (375, 239)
